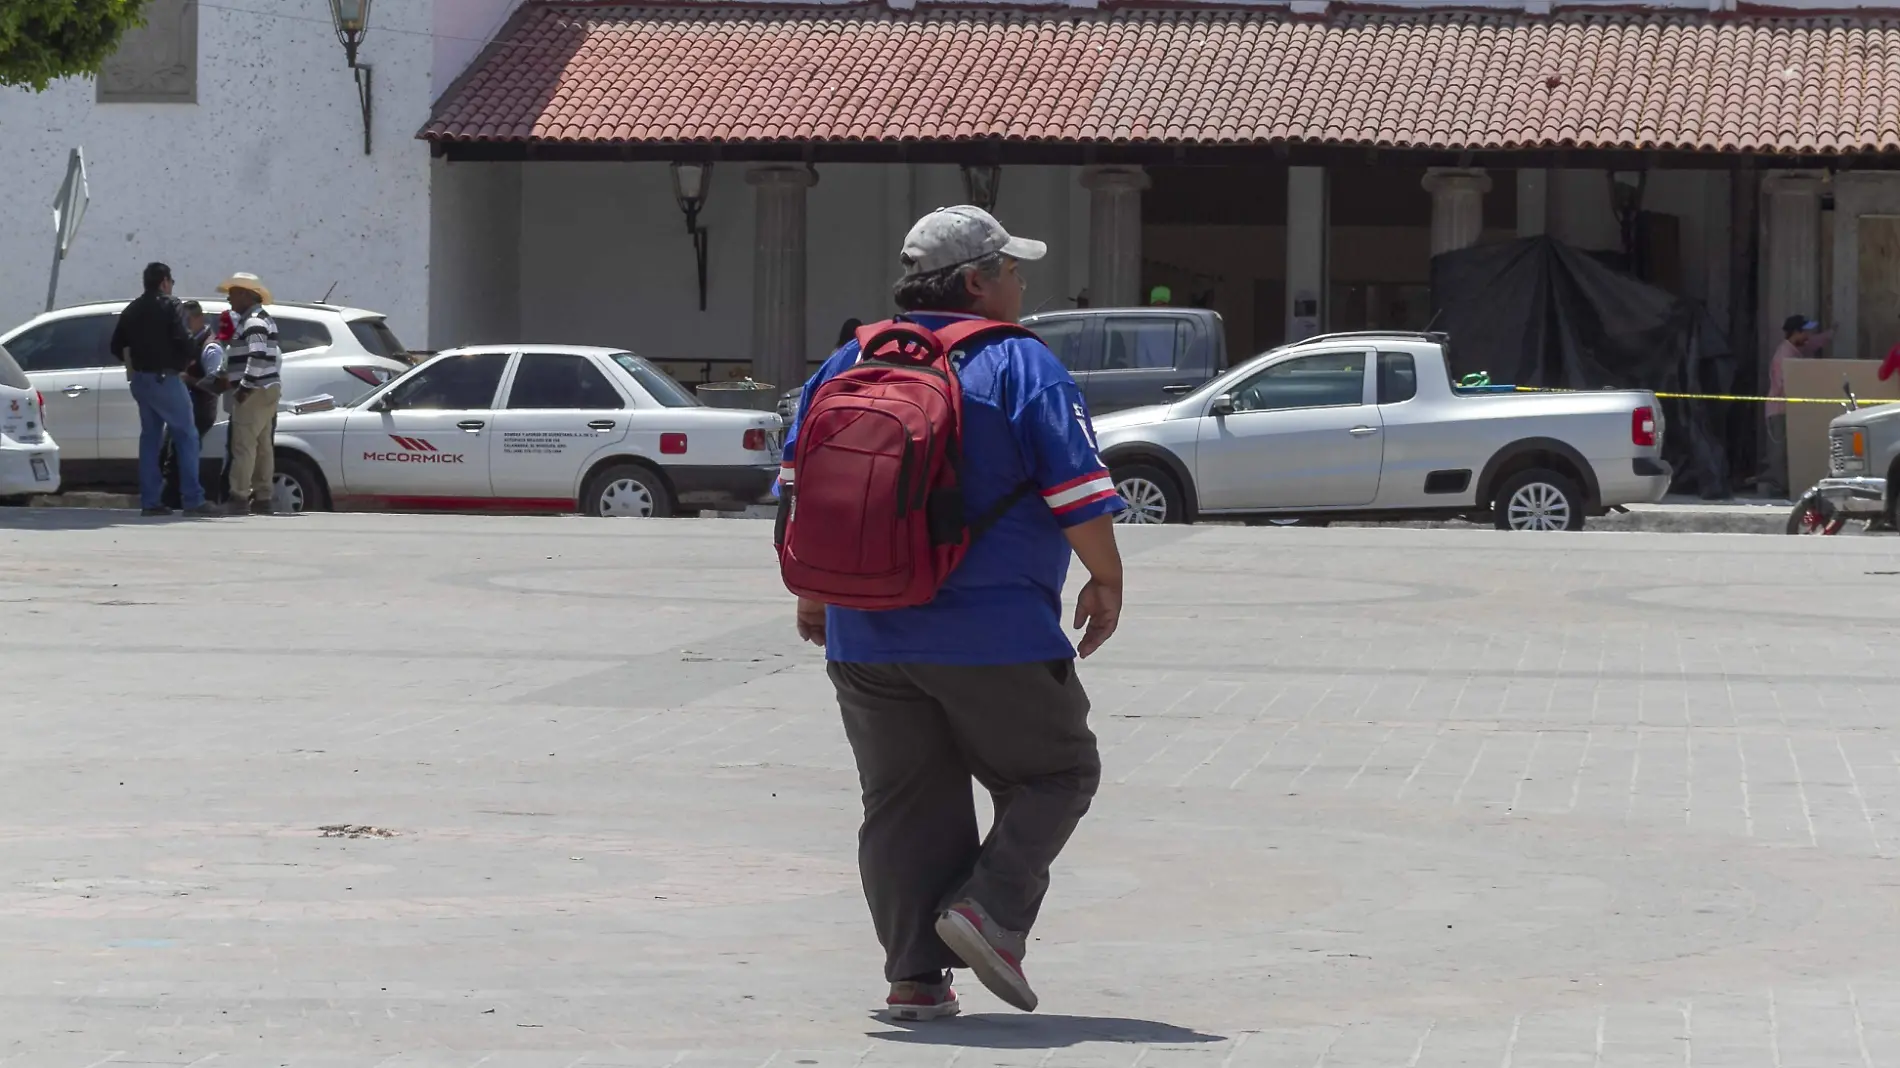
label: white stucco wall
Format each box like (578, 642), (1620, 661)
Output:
(0, 0), (440, 346)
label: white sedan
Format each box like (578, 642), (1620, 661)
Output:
(269, 346), (781, 516)
(0, 345), (58, 498)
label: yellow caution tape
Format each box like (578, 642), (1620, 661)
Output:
(1510, 385), (1897, 405)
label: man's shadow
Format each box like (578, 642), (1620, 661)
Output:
(873, 1013), (1225, 1050)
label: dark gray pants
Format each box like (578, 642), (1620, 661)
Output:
(829, 659), (1101, 982)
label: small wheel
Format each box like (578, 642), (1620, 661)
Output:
(584, 462), (674, 518)
(273, 451), (330, 513)
(1111, 463), (1185, 525)
(1493, 468), (1585, 531)
(1787, 494), (1839, 535)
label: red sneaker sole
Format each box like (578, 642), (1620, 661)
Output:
(935, 909), (1038, 1012)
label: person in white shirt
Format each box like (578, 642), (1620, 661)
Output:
(160, 302), (229, 509)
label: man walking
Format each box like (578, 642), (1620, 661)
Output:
(781, 206), (1126, 1020)
(217, 273), (283, 515)
(109, 262), (215, 517)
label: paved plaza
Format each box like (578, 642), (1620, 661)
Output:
(4, 511), (1900, 1065)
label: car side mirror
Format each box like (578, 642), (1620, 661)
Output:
(1210, 395), (1236, 417)
(368, 397), (394, 413)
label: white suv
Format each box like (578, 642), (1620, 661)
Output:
(0, 344), (59, 499)
(0, 300), (410, 487)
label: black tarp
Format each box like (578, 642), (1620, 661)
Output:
(1430, 236), (1740, 497)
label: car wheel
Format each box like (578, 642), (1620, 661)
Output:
(584, 462), (674, 518)
(273, 451), (330, 513)
(1493, 468), (1585, 531)
(1112, 463), (1184, 525)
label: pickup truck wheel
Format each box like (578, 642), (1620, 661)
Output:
(1494, 469), (1585, 531)
(584, 461), (674, 518)
(1112, 464), (1184, 525)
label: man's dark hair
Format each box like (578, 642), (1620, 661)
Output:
(180, 301), (203, 316)
(142, 262), (172, 292)
(893, 253), (1007, 313)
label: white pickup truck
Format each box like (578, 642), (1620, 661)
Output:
(1092, 330), (1671, 531)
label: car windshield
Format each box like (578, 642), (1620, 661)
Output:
(612, 353), (701, 407)
(348, 318), (409, 360)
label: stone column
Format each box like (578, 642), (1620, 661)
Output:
(1762, 172), (1824, 352)
(747, 165), (817, 391)
(1285, 166), (1328, 342)
(1422, 168), (1493, 255)
(1080, 166), (1149, 307)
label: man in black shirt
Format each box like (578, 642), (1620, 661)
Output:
(159, 302), (227, 509)
(109, 262), (215, 517)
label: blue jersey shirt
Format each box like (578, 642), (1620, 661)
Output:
(781, 312), (1125, 665)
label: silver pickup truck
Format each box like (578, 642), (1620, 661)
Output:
(1092, 330), (1672, 530)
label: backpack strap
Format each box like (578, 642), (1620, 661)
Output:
(931, 318), (1036, 356)
(968, 478), (1037, 536)
(933, 318), (1042, 537)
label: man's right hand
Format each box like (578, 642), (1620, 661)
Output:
(1073, 577), (1122, 658)
(795, 597), (827, 647)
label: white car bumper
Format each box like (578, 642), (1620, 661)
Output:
(0, 437), (59, 496)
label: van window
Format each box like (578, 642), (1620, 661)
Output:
(1032, 318), (1093, 373)
(1102, 318), (1188, 371)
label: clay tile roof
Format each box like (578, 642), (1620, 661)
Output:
(422, 2), (1900, 155)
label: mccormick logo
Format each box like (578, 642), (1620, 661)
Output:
(364, 435), (465, 464)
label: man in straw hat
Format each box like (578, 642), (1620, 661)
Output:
(216, 272), (283, 515)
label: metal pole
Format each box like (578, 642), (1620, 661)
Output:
(45, 228), (62, 313)
(356, 65), (373, 155)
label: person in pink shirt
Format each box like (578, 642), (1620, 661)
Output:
(1765, 315), (1830, 496)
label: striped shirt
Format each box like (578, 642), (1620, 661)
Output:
(227, 306), (282, 390)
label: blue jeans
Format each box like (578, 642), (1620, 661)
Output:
(129, 372), (203, 509)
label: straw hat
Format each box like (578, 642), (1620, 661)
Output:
(216, 272), (273, 305)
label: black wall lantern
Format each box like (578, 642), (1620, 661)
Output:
(962, 164), (1001, 212)
(328, 0), (374, 155)
(672, 161), (712, 311)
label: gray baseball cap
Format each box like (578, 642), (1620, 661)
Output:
(900, 205), (1047, 277)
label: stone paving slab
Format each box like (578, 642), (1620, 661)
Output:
(3, 511), (1900, 1063)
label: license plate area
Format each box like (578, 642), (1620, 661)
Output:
(29, 456), (49, 482)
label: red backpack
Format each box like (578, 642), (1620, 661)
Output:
(776, 317), (1036, 609)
